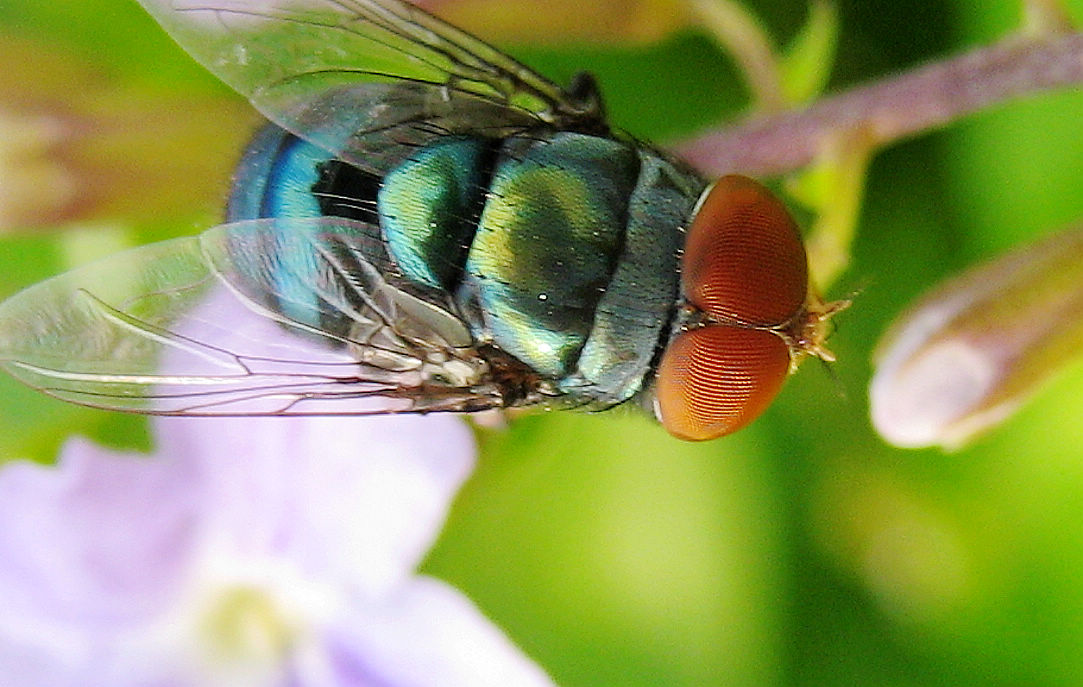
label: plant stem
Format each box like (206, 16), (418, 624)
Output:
(672, 32), (1083, 177)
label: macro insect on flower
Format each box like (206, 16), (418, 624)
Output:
(0, 0), (845, 441)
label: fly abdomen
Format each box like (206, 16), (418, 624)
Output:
(377, 136), (498, 291)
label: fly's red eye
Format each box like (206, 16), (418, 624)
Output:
(683, 175), (808, 327)
(655, 325), (791, 441)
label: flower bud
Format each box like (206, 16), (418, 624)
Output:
(870, 225), (1083, 449)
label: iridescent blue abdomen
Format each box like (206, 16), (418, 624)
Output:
(229, 124), (706, 407)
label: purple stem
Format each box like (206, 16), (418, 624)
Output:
(672, 32), (1083, 177)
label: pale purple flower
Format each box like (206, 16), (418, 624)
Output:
(0, 413), (554, 686)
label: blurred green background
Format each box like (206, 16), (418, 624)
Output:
(2, 0), (1083, 685)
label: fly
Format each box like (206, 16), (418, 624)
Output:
(0, 0), (844, 440)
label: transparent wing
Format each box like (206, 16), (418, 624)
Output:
(136, 0), (605, 170)
(0, 218), (512, 415)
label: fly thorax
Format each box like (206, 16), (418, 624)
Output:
(462, 131), (640, 379)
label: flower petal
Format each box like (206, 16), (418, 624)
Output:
(155, 413), (476, 597)
(0, 437), (200, 623)
(0, 437), (205, 685)
(325, 576), (555, 687)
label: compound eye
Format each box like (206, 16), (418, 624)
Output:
(655, 325), (791, 441)
(683, 175), (809, 327)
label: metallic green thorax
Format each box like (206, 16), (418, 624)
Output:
(467, 134), (637, 379)
(379, 130), (705, 405)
